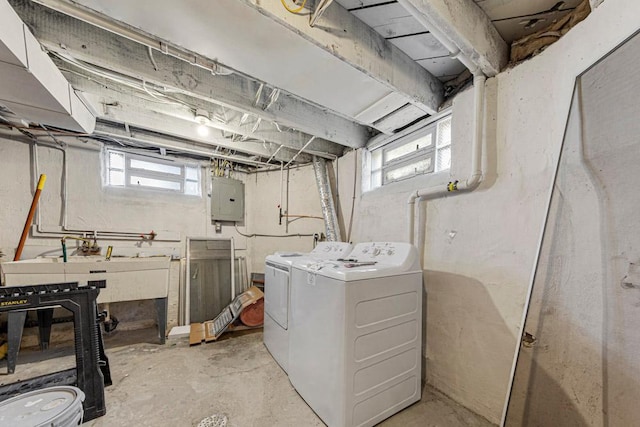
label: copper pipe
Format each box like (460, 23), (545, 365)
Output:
(14, 174), (47, 261)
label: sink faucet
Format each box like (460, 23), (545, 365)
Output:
(61, 236), (101, 262)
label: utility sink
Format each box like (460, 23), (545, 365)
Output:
(0, 256), (171, 304)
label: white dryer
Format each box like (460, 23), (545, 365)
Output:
(263, 241), (353, 373)
(289, 242), (423, 427)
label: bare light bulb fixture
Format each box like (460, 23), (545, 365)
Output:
(195, 108), (210, 137)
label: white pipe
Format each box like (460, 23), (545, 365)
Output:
(457, 73), (485, 192)
(185, 237), (191, 325)
(265, 144), (284, 164)
(33, 142), (41, 228)
(284, 136), (316, 168)
(231, 241), (236, 297)
(62, 144), (68, 229)
(397, 0), (489, 247)
(179, 257), (186, 325)
(32, 139), (68, 233)
(406, 73), (486, 244)
(286, 167), (290, 234)
(30, 137), (179, 240)
(279, 161), (284, 219)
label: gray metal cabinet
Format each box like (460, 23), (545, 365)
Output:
(211, 177), (244, 222)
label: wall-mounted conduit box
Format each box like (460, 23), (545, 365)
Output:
(211, 177), (244, 222)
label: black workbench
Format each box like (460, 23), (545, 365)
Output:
(0, 281), (112, 422)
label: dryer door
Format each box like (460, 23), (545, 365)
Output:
(264, 263), (289, 329)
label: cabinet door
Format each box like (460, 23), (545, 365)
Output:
(211, 177), (244, 222)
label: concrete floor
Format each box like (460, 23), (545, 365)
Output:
(1, 328), (494, 427)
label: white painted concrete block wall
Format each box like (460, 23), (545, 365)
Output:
(0, 137), (249, 325)
(0, 136), (325, 323)
(508, 30), (640, 426)
(334, 0), (639, 423)
(0, 140), (248, 256)
(243, 166), (327, 274)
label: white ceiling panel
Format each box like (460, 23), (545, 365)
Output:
(493, 20), (542, 44)
(373, 103), (428, 134)
(417, 57), (466, 79)
(373, 17), (426, 39)
(351, 3), (412, 28)
(334, 0), (394, 10)
(352, 3), (426, 38)
(354, 91), (410, 124)
(390, 33), (449, 60)
(493, 8), (574, 42)
(475, 0), (582, 21)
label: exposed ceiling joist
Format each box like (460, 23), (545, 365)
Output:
(59, 64), (345, 158)
(240, 0), (444, 114)
(84, 93), (313, 165)
(27, 0), (443, 133)
(77, 91), (315, 164)
(93, 120), (281, 167)
(397, 0), (508, 76)
(11, 0), (368, 149)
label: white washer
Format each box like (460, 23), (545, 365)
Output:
(289, 242), (423, 427)
(263, 241), (353, 373)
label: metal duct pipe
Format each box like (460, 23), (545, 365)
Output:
(312, 156), (342, 242)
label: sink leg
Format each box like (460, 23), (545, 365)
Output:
(7, 311), (27, 374)
(155, 298), (168, 344)
(37, 308), (55, 350)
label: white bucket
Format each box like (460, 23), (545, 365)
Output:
(0, 386), (85, 427)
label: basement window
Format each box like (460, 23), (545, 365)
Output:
(367, 114), (452, 189)
(105, 149), (201, 196)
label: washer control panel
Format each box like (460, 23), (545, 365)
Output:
(346, 242), (412, 265)
(300, 242), (419, 278)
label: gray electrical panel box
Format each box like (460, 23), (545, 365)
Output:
(211, 177), (244, 222)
